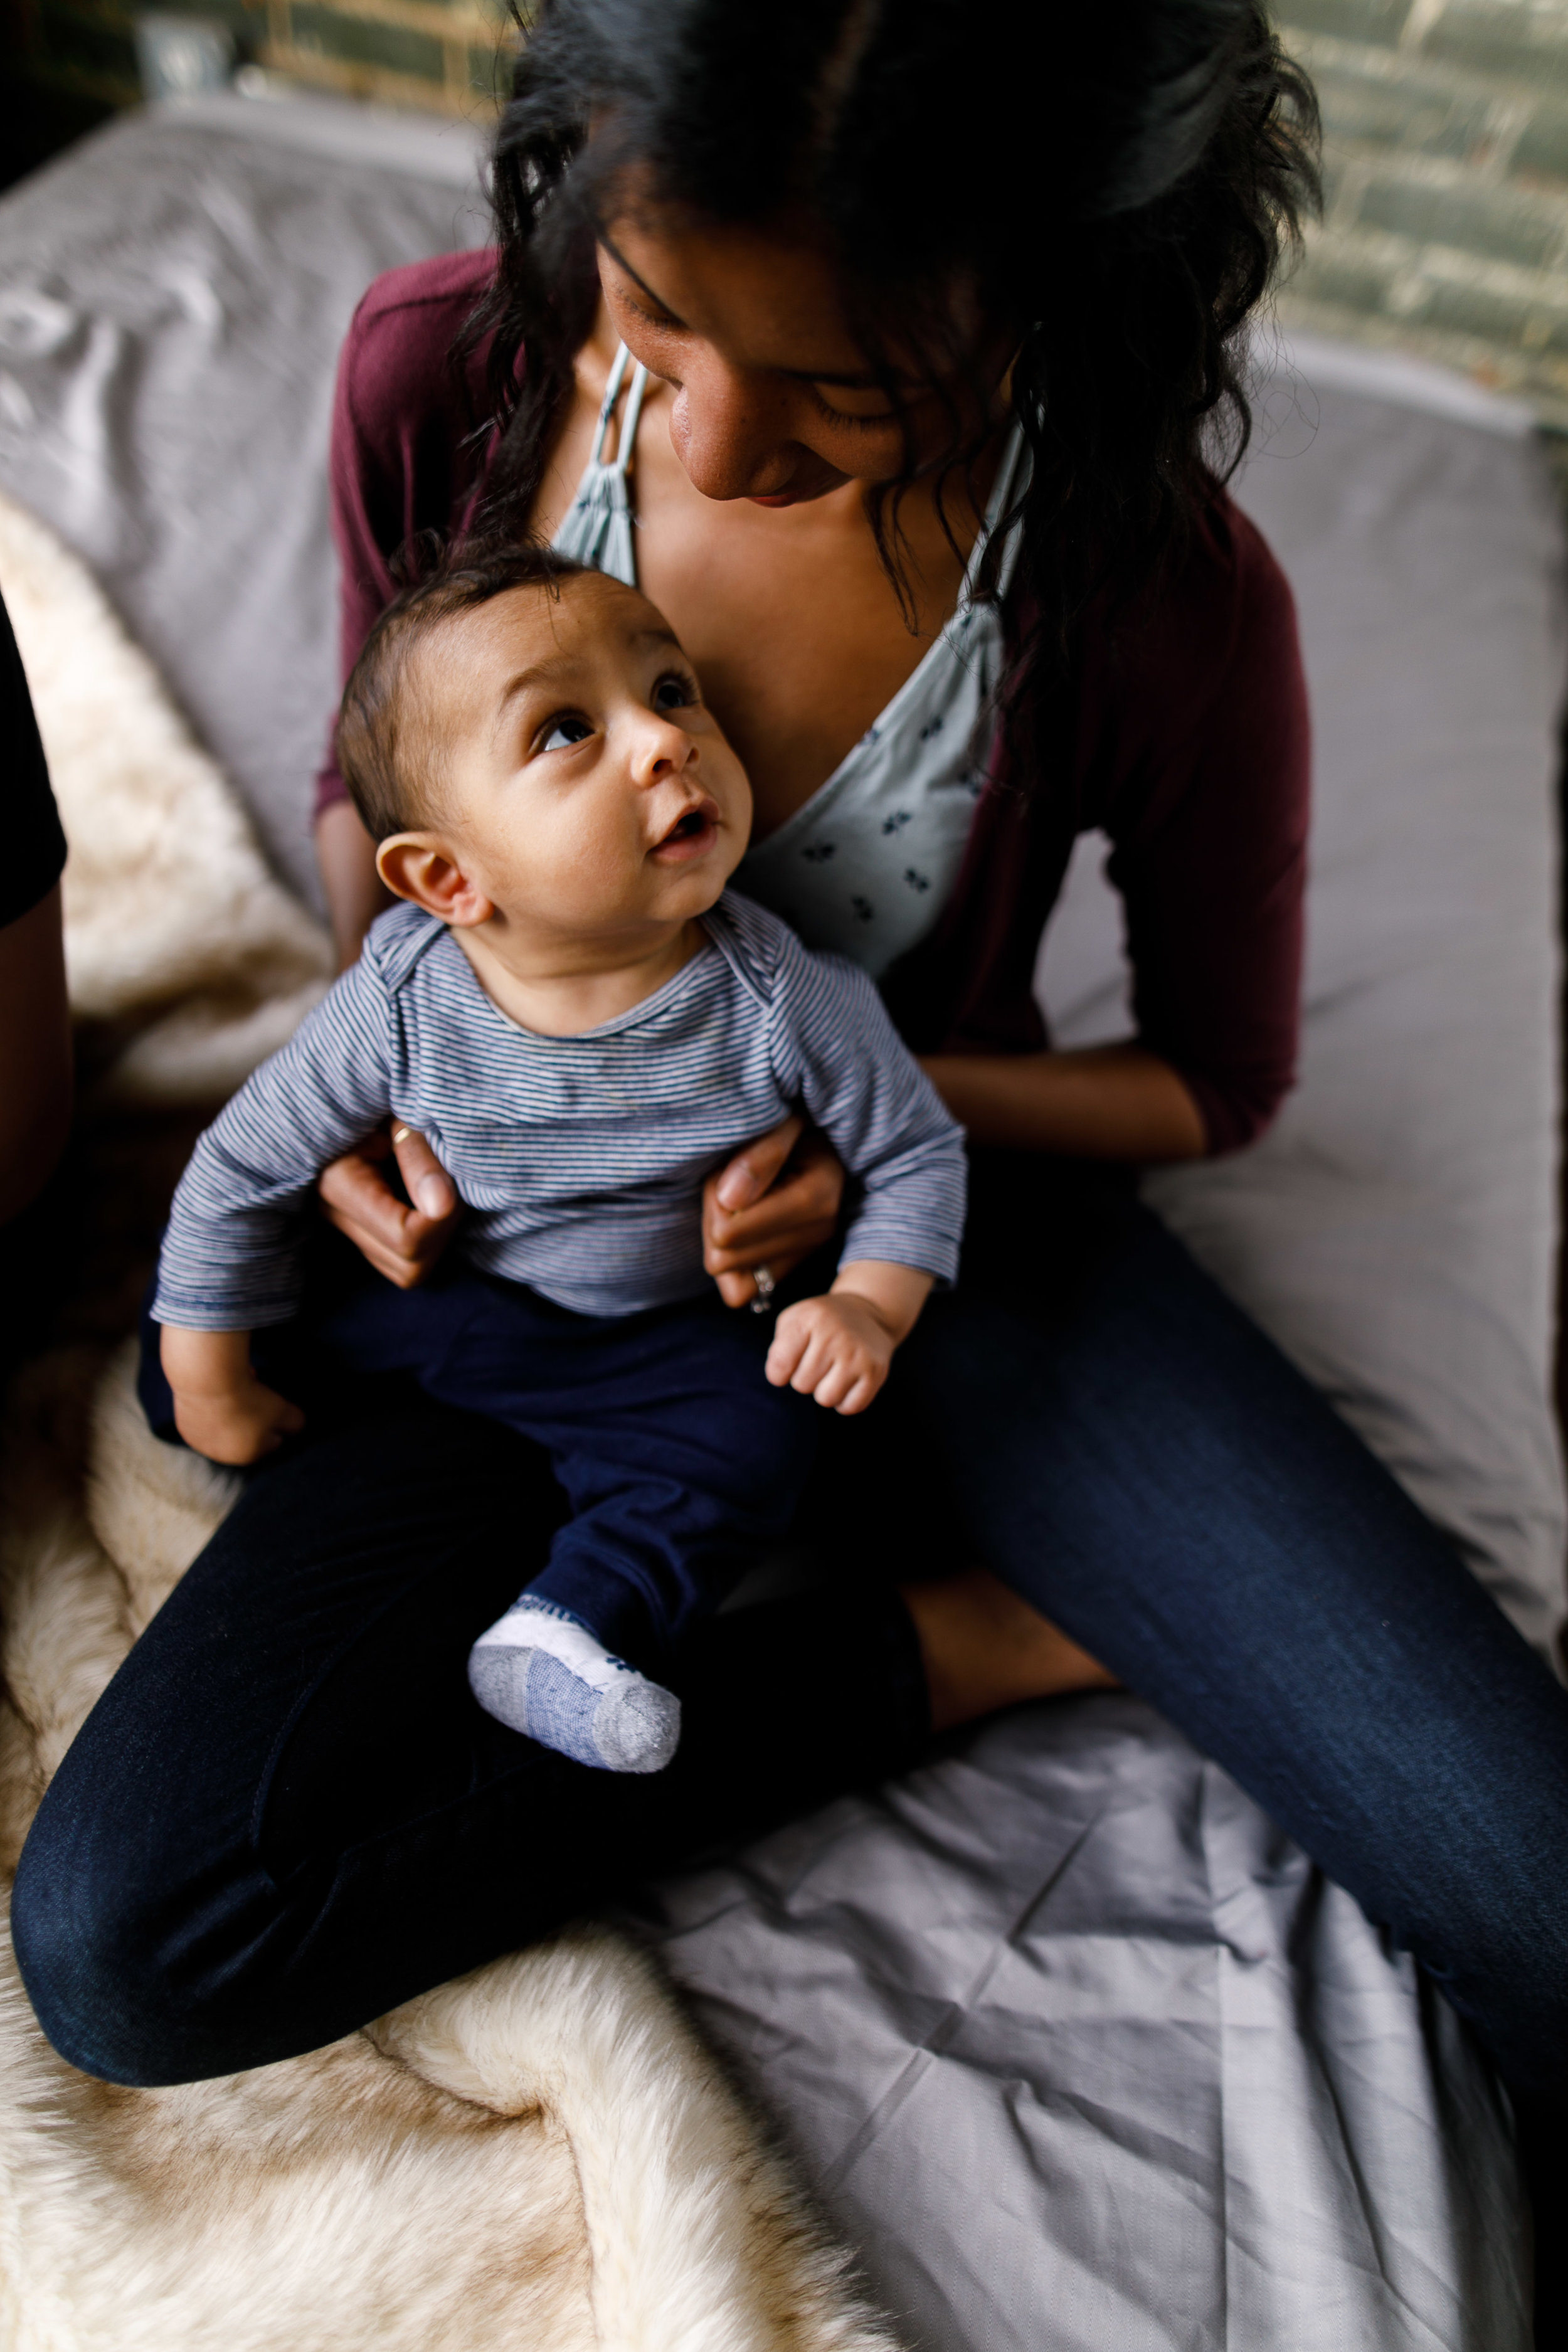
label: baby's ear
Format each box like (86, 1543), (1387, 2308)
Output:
(377, 834), (493, 927)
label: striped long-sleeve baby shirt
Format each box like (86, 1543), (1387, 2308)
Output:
(152, 892), (968, 1328)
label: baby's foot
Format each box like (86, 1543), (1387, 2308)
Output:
(467, 1598), (681, 1772)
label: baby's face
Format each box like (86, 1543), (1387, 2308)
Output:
(414, 573), (750, 943)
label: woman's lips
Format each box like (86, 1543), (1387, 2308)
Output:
(650, 798), (721, 861)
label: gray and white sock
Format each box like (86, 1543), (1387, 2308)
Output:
(467, 1597), (681, 1774)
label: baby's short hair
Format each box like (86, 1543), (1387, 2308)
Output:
(336, 540), (592, 842)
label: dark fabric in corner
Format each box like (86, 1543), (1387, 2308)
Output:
(0, 585), (65, 929)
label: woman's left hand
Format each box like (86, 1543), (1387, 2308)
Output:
(702, 1115), (845, 1307)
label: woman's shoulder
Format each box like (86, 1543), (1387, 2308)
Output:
(336, 248), (499, 453)
(1059, 483), (1305, 813)
(1115, 485), (1300, 707)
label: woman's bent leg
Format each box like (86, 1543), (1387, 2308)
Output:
(11, 1397), (926, 2086)
(903, 1204), (1568, 2106)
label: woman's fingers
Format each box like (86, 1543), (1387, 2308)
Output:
(317, 1131), (460, 1290)
(711, 1113), (805, 1215)
(390, 1123), (458, 1221)
(703, 1125), (847, 1308)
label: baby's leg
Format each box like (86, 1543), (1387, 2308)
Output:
(467, 1597), (681, 1773)
(460, 1290), (818, 1771)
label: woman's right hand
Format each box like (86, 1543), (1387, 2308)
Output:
(317, 1124), (461, 1289)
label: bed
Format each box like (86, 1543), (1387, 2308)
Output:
(0, 87), (1560, 2351)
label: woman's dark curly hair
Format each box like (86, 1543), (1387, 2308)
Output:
(468, 0), (1318, 722)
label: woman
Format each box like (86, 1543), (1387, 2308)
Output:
(13, 0), (1566, 2206)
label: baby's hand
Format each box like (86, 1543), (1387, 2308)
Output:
(172, 1378), (304, 1465)
(161, 1326), (305, 1466)
(766, 1293), (898, 1416)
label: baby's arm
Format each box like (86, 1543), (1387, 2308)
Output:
(765, 1260), (932, 1415)
(152, 952), (400, 1466)
(159, 1327), (304, 1465)
(761, 936), (967, 1415)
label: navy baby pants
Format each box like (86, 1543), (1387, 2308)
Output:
(144, 1261), (818, 1677)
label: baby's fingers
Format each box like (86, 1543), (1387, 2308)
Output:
(833, 1370), (881, 1416)
(810, 1355), (859, 1412)
(262, 1390), (307, 1441)
(765, 1318), (811, 1389)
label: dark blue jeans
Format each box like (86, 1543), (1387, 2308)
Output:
(228, 1266), (815, 1673)
(13, 1167), (1568, 2112)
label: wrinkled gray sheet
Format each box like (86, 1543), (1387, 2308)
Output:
(0, 93), (490, 904)
(0, 92), (1552, 2349)
(645, 1702), (1524, 2350)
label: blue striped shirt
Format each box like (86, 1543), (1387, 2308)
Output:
(153, 892), (967, 1328)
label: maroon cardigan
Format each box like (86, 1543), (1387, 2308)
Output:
(317, 250), (1310, 1155)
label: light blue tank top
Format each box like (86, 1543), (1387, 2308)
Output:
(551, 345), (1027, 980)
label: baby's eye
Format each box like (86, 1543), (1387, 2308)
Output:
(539, 714), (593, 753)
(654, 672), (697, 711)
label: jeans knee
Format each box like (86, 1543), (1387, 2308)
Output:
(12, 1786), (217, 2088)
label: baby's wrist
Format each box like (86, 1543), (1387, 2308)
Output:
(829, 1261), (933, 1347)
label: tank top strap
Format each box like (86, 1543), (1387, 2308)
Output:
(588, 341), (649, 476)
(590, 341), (632, 456)
(553, 342), (648, 587)
(962, 418), (1030, 605)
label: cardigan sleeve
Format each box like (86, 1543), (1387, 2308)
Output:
(884, 495), (1310, 1160)
(1098, 503), (1310, 1155)
(313, 249), (498, 819)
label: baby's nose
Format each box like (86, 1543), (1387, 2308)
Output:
(633, 717), (694, 783)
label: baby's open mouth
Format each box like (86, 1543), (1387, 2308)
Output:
(651, 798), (721, 861)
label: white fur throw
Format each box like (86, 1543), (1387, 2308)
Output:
(0, 491), (900, 2352)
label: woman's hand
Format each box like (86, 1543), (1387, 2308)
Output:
(317, 1123), (461, 1289)
(702, 1115), (845, 1308)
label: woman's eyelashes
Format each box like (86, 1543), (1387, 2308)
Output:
(812, 387), (899, 430)
(621, 292), (681, 337)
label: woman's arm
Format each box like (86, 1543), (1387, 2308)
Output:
(313, 252), (496, 967)
(0, 884), (70, 1226)
(699, 1046), (1204, 1306)
(923, 1042), (1206, 1160)
(317, 800), (391, 972)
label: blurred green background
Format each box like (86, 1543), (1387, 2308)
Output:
(5, 1), (1568, 426)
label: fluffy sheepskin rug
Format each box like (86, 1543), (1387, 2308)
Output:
(0, 490), (901, 2352)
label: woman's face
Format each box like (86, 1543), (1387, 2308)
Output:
(598, 201), (1006, 510)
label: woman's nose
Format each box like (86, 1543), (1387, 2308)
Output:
(667, 354), (797, 501)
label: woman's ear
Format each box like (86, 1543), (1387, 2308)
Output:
(377, 834), (494, 927)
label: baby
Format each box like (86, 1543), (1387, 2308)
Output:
(154, 545), (966, 1775)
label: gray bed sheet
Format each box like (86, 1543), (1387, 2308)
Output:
(0, 92), (1554, 2350)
